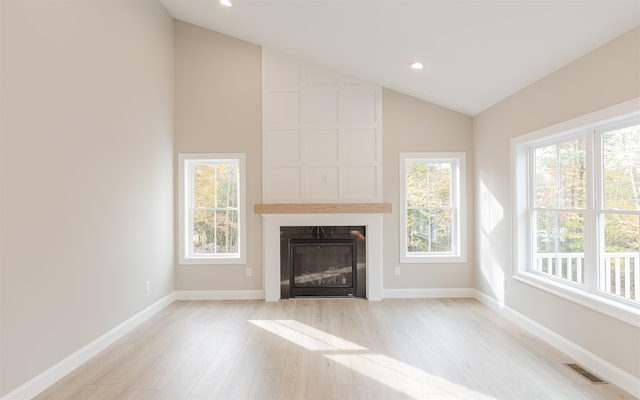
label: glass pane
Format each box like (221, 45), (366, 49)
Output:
(407, 209), (452, 253)
(407, 162), (451, 207)
(535, 210), (556, 254)
(427, 163), (451, 207)
(601, 214), (639, 301)
(604, 213), (639, 253)
(193, 165), (215, 208)
(215, 210), (238, 254)
(534, 211), (584, 253)
(429, 208), (452, 252)
(603, 123), (640, 211)
(558, 138), (586, 209)
(292, 243), (353, 288)
(534, 210), (584, 284)
(406, 162), (429, 207)
(192, 210), (214, 253)
(535, 138), (586, 209)
(557, 212), (584, 254)
(535, 145), (558, 208)
(407, 209), (428, 252)
(215, 164), (239, 209)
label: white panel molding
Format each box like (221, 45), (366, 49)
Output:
(2, 293), (176, 400)
(382, 288), (476, 299)
(174, 290), (265, 300)
(262, 49), (383, 203)
(474, 290), (640, 398)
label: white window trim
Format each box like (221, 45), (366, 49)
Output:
(178, 153), (247, 265)
(511, 98), (640, 328)
(399, 152), (467, 263)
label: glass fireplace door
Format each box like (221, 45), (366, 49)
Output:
(290, 239), (356, 297)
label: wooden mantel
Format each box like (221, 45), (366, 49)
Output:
(255, 203), (392, 214)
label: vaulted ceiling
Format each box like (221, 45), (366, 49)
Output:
(160, 0), (640, 116)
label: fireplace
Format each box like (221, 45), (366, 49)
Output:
(280, 226), (365, 298)
(261, 211), (385, 301)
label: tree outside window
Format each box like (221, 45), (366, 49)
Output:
(179, 154), (246, 264)
(400, 153), (466, 263)
(600, 123), (639, 300)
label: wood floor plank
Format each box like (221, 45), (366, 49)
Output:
(215, 343), (265, 400)
(33, 299), (638, 400)
(95, 357), (158, 400)
(336, 383), (368, 400)
(277, 353), (310, 400)
(185, 352), (236, 400)
(247, 369), (280, 400)
(307, 352), (337, 399)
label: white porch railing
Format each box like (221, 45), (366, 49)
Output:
(534, 252), (639, 302)
(601, 252), (639, 301)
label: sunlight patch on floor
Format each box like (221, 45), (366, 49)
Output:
(327, 353), (496, 400)
(249, 319), (366, 351)
(250, 319), (496, 400)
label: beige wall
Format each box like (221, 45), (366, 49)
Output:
(0, 0), (175, 396)
(382, 89), (475, 290)
(474, 26), (640, 381)
(173, 21), (263, 291)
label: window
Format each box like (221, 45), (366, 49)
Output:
(513, 103), (640, 321)
(179, 154), (246, 264)
(400, 152), (466, 263)
(531, 135), (587, 285)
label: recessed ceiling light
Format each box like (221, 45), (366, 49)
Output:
(220, 0), (232, 7)
(410, 62), (424, 70)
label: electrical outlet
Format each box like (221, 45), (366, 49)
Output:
(395, 266), (401, 276)
(144, 281), (150, 293)
(246, 268), (252, 277)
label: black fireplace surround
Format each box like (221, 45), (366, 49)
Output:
(280, 226), (366, 298)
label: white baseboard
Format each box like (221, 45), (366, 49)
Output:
(473, 290), (640, 398)
(175, 290), (265, 300)
(2, 292), (176, 400)
(382, 288), (475, 299)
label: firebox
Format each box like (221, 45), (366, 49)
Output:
(280, 226), (366, 298)
(290, 239), (356, 297)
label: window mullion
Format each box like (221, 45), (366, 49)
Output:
(188, 162), (195, 258)
(212, 166), (218, 255)
(227, 166), (231, 253)
(585, 130), (600, 295)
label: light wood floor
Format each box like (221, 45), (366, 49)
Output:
(35, 298), (637, 400)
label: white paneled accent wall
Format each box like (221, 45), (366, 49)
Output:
(262, 50), (383, 203)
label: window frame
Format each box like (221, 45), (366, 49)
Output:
(512, 99), (640, 327)
(527, 132), (591, 290)
(399, 152), (467, 263)
(178, 153), (246, 265)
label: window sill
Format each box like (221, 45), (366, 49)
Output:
(179, 256), (246, 265)
(514, 272), (640, 328)
(401, 254), (467, 264)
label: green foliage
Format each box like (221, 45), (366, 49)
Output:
(406, 161), (453, 253)
(534, 138), (586, 253)
(602, 124), (639, 253)
(191, 163), (239, 254)
(604, 213), (639, 253)
(603, 124), (640, 211)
